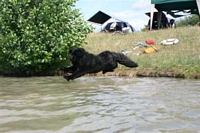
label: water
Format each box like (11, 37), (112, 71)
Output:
(0, 76), (200, 133)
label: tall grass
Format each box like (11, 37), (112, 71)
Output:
(83, 26), (200, 79)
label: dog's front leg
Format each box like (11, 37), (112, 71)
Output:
(63, 69), (87, 81)
(61, 66), (77, 73)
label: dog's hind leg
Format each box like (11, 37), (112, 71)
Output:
(102, 61), (118, 74)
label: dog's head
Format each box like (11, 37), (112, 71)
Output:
(70, 48), (85, 62)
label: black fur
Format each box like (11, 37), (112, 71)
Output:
(62, 48), (138, 81)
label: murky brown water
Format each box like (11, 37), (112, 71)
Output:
(0, 76), (200, 133)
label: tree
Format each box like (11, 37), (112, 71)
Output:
(176, 14), (200, 27)
(0, 0), (93, 76)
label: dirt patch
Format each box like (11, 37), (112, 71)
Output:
(86, 69), (185, 78)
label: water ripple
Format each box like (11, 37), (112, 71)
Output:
(0, 76), (200, 133)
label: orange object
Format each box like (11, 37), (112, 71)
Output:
(146, 39), (155, 45)
(143, 46), (158, 54)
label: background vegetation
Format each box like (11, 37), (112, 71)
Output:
(0, 0), (93, 76)
(84, 26), (200, 79)
(176, 14), (200, 27)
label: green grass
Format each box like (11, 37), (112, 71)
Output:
(83, 26), (200, 79)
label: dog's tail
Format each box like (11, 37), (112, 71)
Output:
(115, 52), (138, 68)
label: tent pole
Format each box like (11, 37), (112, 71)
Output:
(150, 4), (155, 30)
(157, 12), (162, 29)
(196, 0), (200, 15)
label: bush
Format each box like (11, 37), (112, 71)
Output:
(176, 14), (200, 27)
(0, 0), (93, 76)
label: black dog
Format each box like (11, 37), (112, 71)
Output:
(62, 48), (138, 81)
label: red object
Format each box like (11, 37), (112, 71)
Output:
(146, 39), (155, 45)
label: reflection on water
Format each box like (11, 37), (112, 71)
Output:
(0, 76), (200, 133)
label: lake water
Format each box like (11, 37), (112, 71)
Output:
(0, 76), (200, 133)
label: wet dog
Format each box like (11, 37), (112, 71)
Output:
(62, 48), (138, 81)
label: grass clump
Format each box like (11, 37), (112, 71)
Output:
(84, 26), (200, 79)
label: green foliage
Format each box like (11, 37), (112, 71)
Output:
(140, 25), (149, 32)
(0, 0), (93, 76)
(176, 14), (200, 27)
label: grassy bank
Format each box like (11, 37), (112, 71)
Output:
(83, 26), (200, 79)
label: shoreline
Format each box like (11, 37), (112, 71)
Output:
(58, 69), (200, 79)
(1, 69), (199, 79)
(85, 70), (197, 79)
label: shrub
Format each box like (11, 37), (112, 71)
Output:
(0, 0), (93, 76)
(176, 14), (200, 27)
